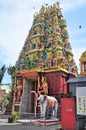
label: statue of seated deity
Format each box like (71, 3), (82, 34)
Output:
(39, 77), (48, 95)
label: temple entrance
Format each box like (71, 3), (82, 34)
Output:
(20, 77), (38, 115)
(30, 80), (38, 113)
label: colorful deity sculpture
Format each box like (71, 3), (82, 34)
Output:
(14, 80), (23, 102)
(39, 76), (48, 95)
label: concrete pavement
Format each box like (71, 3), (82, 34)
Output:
(0, 118), (22, 125)
(0, 118), (61, 129)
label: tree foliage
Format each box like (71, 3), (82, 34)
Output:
(7, 65), (16, 90)
(4, 96), (9, 106)
(0, 65), (6, 84)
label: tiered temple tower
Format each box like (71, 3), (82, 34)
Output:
(79, 50), (86, 76)
(16, 2), (77, 74)
(14, 2), (78, 115)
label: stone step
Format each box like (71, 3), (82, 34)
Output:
(0, 114), (9, 119)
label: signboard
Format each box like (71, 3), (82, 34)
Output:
(76, 87), (86, 115)
(22, 71), (38, 78)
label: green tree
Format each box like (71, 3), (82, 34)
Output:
(4, 96), (9, 106)
(0, 65), (6, 84)
(7, 65), (16, 113)
(7, 65), (16, 91)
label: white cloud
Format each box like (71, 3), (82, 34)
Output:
(0, 1), (34, 66)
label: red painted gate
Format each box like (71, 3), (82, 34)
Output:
(61, 98), (76, 130)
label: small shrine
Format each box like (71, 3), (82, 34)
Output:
(13, 2), (78, 116)
(79, 50), (86, 76)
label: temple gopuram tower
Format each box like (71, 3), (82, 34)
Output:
(14, 2), (78, 115)
(79, 50), (86, 76)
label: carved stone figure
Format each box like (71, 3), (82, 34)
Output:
(39, 77), (48, 95)
(15, 80), (23, 102)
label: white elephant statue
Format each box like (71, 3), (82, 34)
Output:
(38, 95), (58, 119)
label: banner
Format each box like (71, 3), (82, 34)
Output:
(76, 87), (86, 115)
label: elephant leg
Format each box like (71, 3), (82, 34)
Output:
(54, 102), (58, 117)
(40, 104), (43, 118)
(40, 104), (46, 118)
(42, 104), (47, 118)
(52, 109), (55, 117)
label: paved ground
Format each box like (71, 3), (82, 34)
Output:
(0, 118), (61, 130)
(0, 124), (61, 130)
(0, 115), (86, 130)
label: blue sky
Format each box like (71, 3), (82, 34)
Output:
(0, 0), (86, 90)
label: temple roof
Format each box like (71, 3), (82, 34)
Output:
(67, 77), (86, 83)
(15, 2), (78, 76)
(79, 50), (86, 62)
